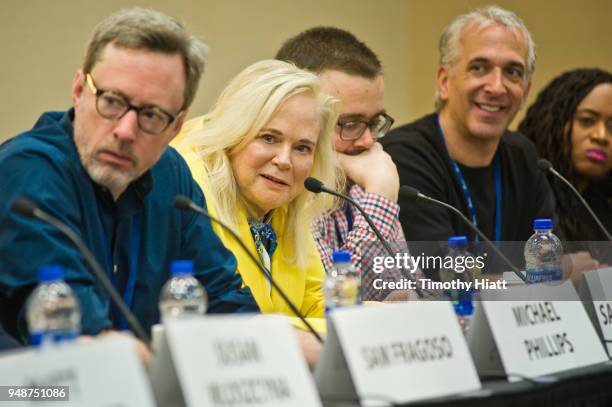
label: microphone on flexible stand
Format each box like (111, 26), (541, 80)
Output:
(537, 158), (612, 241)
(11, 197), (151, 347)
(400, 186), (527, 283)
(304, 177), (424, 298)
(173, 195), (323, 343)
(304, 177), (395, 256)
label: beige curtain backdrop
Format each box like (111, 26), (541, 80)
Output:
(0, 0), (610, 142)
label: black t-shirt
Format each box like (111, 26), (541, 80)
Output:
(458, 162), (495, 239)
(583, 176), (612, 241)
(381, 113), (556, 275)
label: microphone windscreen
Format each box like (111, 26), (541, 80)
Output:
(537, 158), (553, 172)
(11, 197), (37, 217)
(304, 177), (324, 193)
(399, 186), (420, 202)
(173, 195), (193, 211)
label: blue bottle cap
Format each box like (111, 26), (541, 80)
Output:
(332, 251), (351, 263)
(38, 265), (64, 282)
(170, 260), (194, 276)
(533, 218), (553, 231)
(448, 236), (468, 249)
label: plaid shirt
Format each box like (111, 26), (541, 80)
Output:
(313, 184), (426, 300)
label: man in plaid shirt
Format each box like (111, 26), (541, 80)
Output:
(276, 27), (424, 301)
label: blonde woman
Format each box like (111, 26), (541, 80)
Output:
(175, 60), (341, 340)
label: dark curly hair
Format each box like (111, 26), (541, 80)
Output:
(518, 68), (612, 241)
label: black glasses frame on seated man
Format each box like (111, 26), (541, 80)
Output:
(85, 73), (180, 135)
(336, 113), (395, 141)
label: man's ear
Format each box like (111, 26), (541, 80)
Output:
(172, 109), (188, 134)
(520, 79), (532, 109)
(71, 69), (86, 108)
(167, 109), (188, 145)
(436, 65), (451, 102)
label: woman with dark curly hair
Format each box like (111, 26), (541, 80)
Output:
(519, 68), (612, 247)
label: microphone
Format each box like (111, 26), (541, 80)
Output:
(173, 195), (324, 343)
(303, 177), (326, 194)
(304, 177), (396, 258)
(10, 197), (151, 347)
(400, 186), (527, 283)
(305, 177), (425, 298)
(537, 158), (612, 241)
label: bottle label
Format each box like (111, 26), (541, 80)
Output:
(526, 267), (562, 284)
(30, 330), (79, 347)
(324, 272), (360, 313)
(444, 289), (474, 316)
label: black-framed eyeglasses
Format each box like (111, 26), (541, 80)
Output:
(336, 113), (395, 141)
(85, 73), (179, 135)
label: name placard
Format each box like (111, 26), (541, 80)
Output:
(502, 271), (526, 286)
(469, 281), (608, 379)
(593, 301), (612, 356)
(315, 302), (480, 405)
(152, 315), (321, 407)
(0, 335), (155, 406)
(580, 267), (612, 357)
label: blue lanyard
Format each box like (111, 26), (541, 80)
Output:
(102, 212), (142, 330)
(436, 118), (503, 242)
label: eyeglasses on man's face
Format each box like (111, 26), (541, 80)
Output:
(85, 73), (179, 135)
(336, 113), (395, 141)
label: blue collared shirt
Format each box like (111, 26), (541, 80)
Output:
(0, 110), (258, 342)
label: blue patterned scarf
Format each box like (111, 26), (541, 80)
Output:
(249, 219), (278, 261)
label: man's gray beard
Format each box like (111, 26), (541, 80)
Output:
(76, 145), (137, 194)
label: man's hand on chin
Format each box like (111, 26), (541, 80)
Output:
(337, 143), (399, 202)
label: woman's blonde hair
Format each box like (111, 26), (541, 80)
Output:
(182, 59), (342, 267)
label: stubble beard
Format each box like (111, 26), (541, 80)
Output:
(74, 128), (139, 195)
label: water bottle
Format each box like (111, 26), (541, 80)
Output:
(26, 265), (81, 347)
(439, 236), (474, 335)
(524, 218), (563, 284)
(159, 260), (208, 322)
(324, 251), (360, 312)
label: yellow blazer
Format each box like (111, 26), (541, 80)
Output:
(173, 117), (326, 334)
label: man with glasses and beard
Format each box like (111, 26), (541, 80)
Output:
(276, 27), (422, 301)
(0, 8), (257, 354)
